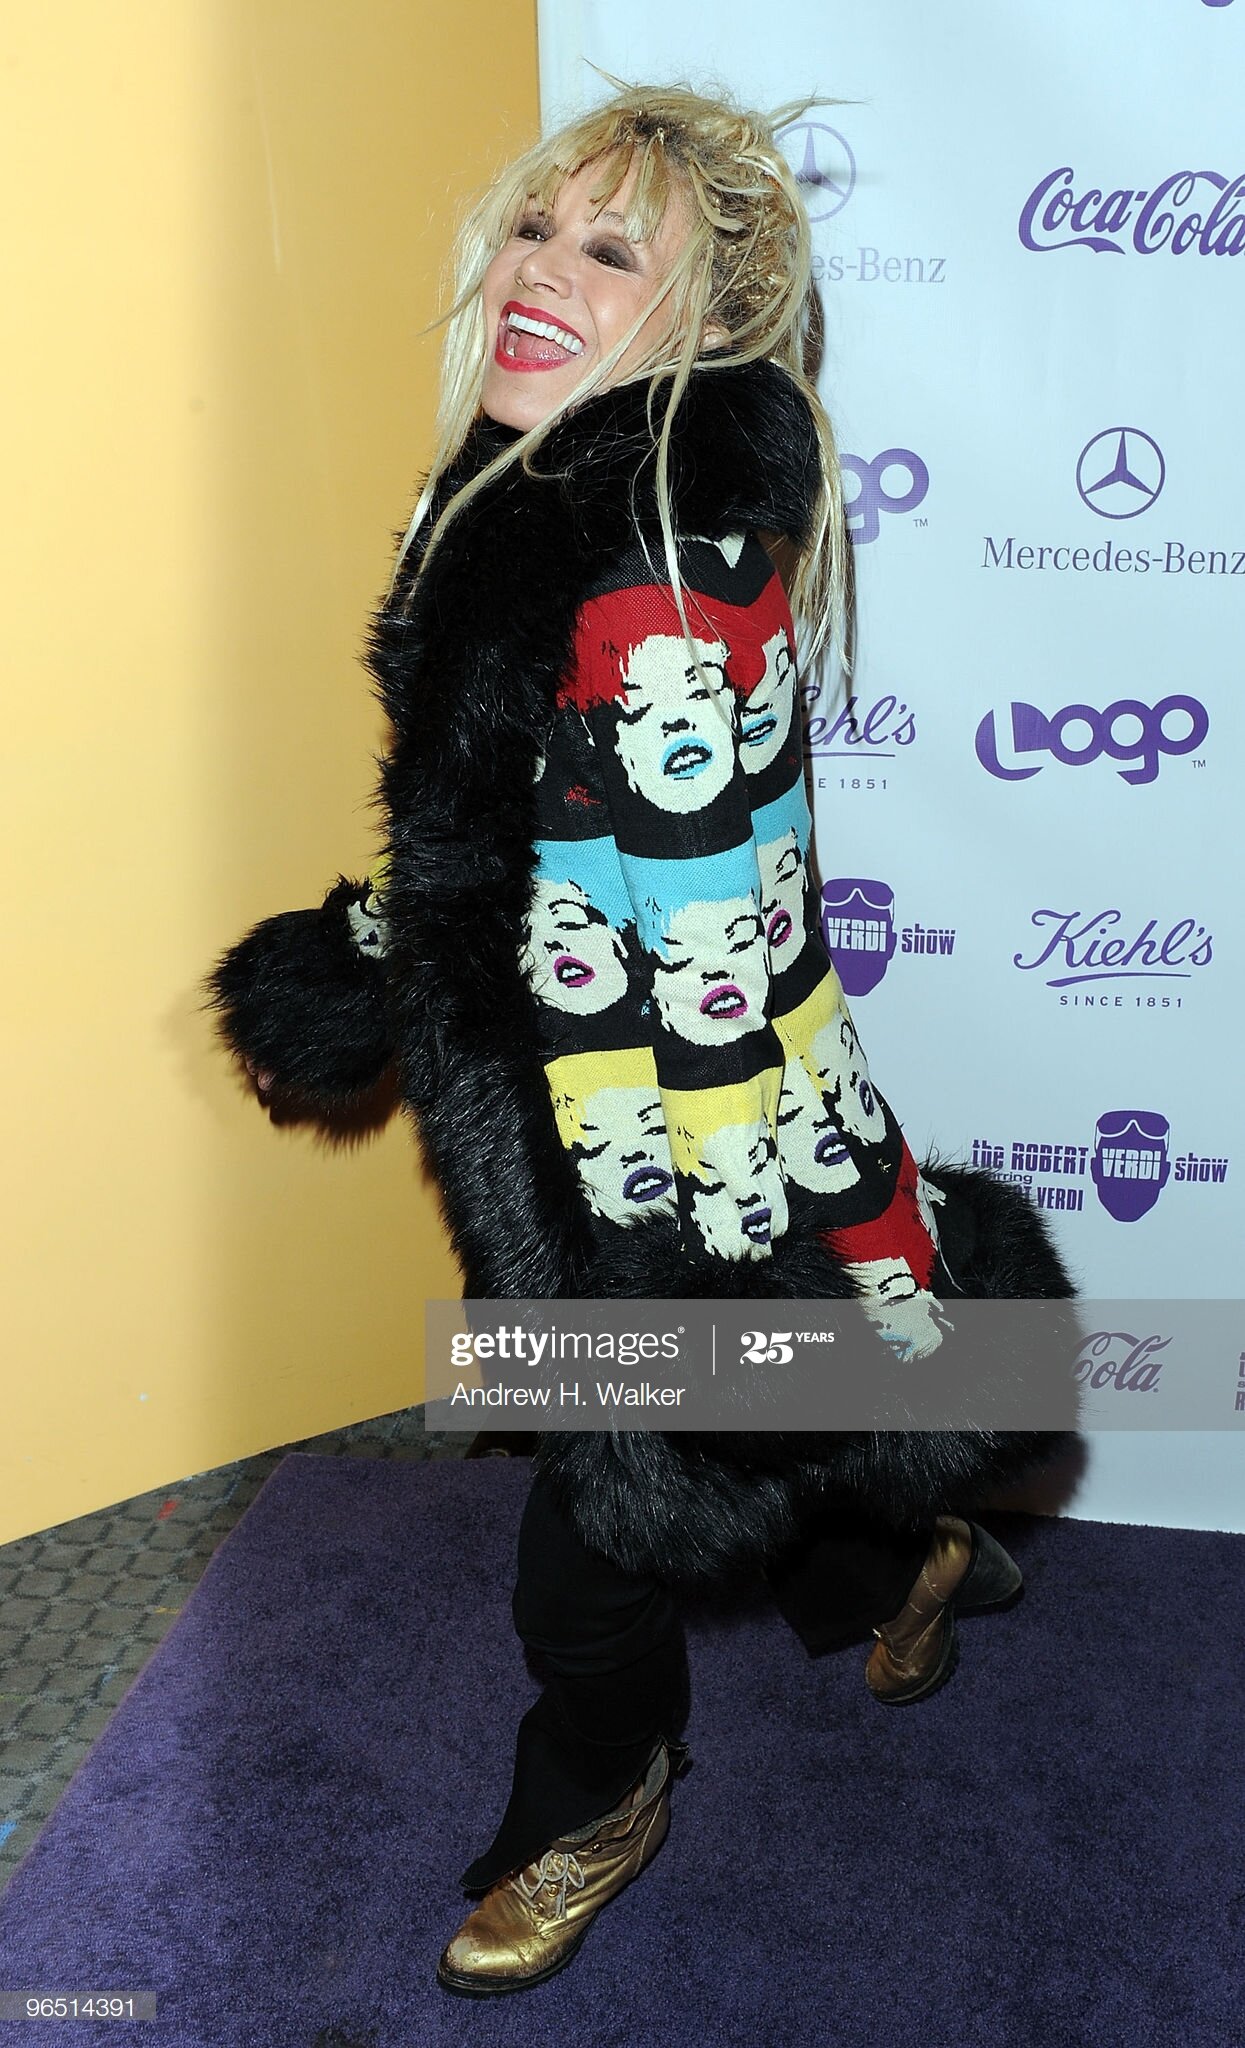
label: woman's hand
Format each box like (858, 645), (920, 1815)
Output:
(242, 1053), (277, 1101)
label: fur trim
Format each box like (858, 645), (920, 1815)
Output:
(535, 1167), (1083, 1586)
(202, 877), (393, 1108)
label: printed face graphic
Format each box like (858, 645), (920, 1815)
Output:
(520, 877), (629, 1015)
(610, 633), (735, 812)
(739, 627), (795, 773)
(651, 897), (769, 1046)
(809, 1008), (888, 1143)
(914, 1172), (947, 1245)
(850, 1258), (950, 1361)
(566, 1084), (676, 1224)
(759, 827), (806, 961)
(775, 1053), (860, 1194)
(686, 1124), (788, 1257)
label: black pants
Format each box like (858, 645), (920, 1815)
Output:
(459, 1470), (932, 1892)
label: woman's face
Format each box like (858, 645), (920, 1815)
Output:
(480, 155), (696, 432)
(519, 877), (629, 1016)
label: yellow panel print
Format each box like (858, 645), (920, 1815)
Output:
(543, 1046), (676, 1227)
(662, 1072), (787, 1257)
(772, 968), (888, 1146)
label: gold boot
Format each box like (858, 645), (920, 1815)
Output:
(865, 1515), (1023, 1705)
(436, 1740), (677, 1997)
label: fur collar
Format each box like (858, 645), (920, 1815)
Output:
(367, 357), (820, 759)
(465, 353), (821, 546)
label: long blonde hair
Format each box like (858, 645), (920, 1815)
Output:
(389, 78), (848, 671)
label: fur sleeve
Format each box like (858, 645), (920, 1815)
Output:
(201, 873), (394, 1108)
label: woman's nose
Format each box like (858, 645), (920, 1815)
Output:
(516, 235), (573, 297)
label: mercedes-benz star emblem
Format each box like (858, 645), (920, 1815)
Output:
(1075, 429), (1166, 520)
(777, 122), (856, 223)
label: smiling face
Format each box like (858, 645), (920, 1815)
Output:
(568, 1085), (676, 1224)
(758, 827), (805, 960)
(651, 896), (769, 1046)
(519, 876), (629, 1016)
(480, 155), (697, 433)
(775, 1053), (859, 1194)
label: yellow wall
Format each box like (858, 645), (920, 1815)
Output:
(1, 2), (540, 1544)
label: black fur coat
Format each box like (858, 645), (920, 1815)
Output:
(205, 358), (1081, 1586)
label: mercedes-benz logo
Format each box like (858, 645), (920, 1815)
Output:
(1075, 429), (1166, 520)
(777, 122), (856, 223)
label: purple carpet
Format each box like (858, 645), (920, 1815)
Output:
(0, 1454), (1241, 2048)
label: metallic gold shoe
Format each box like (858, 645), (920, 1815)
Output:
(864, 1515), (1023, 1706)
(436, 1740), (678, 1997)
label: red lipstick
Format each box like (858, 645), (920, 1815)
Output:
(494, 299), (587, 372)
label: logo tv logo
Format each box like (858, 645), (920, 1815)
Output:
(842, 450), (929, 543)
(1076, 429), (1165, 518)
(975, 695), (1208, 784)
(778, 122), (856, 222)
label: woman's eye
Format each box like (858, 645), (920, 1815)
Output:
(512, 223), (632, 266)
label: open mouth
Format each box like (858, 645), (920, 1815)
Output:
(741, 1205), (772, 1243)
(496, 301), (586, 372)
(553, 953), (594, 988)
(661, 739), (712, 779)
(814, 1132), (851, 1168)
(766, 908), (793, 949)
(742, 712), (778, 748)
(622, 1166), (674, 1204)
(700, 983), (747, 1019)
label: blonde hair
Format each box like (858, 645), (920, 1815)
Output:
(389, 77), (849, 671)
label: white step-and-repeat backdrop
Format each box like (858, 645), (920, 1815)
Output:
(536, 0), (1245, 1530)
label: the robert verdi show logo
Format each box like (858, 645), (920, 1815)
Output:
(819, 878), (956, 997)
(1018, 166), (1245, 255)
(970, 1114), (1229, 1221)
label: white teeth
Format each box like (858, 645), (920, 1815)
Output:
(505, 310), (584, 355)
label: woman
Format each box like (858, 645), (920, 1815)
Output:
(205, 83), (1079, 1997)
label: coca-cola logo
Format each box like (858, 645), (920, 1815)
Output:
(1019, 167), (1245, 255)
(1074, 1332), (1169, 1392)
(975, 695), (1209, 785)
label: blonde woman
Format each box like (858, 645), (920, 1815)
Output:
(206, 81), (1077, 1996)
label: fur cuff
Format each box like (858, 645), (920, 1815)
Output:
(202, 876), (393, 1107)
